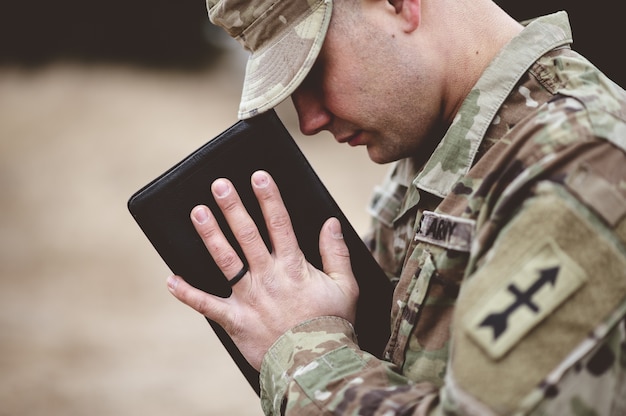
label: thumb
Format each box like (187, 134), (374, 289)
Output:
(319, 217), (353, 281)
(166, 275), (231, 328)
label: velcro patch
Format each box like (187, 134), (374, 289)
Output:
(466, 238), (587, 359)
(414, 211), (475, 252)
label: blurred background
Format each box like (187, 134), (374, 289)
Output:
(0, 2), (386, 415)
(0, 1), (621, 415)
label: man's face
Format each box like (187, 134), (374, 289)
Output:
(291, 3), (443, 165)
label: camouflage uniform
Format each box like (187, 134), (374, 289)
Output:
(259, 12), (626, 415)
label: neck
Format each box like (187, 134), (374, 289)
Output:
(429, 0), (524, 123)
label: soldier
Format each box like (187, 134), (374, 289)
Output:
(166, 0), (626, 414)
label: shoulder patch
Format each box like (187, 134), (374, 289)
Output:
(466, 238), (587, 359)
(414, 211), (476, 252)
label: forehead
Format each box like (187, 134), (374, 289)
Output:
(297, 0), (369, 84)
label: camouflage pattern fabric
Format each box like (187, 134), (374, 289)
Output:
(259, 12), (626, 415)
(206, 0), (332, 119)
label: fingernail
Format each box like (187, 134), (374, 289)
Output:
(252, 171), (269, 188)
(212, 179), (230, 198)
(330, 218), (343, 240)
(166, 275), (178, 292)
(192, 206), (209, 224)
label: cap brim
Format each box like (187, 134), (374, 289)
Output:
(237, 0), (332, 120)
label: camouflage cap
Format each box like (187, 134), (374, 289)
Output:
(207, 0), (333, 119)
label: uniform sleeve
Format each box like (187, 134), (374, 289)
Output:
(259, 317), (439, 415)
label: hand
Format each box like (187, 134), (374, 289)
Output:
(166, 170), (359, 370)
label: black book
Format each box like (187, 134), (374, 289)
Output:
(127, 109), (393, 395)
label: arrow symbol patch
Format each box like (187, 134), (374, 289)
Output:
(466, 239), (587, 360)
(479, 267), (560, 340)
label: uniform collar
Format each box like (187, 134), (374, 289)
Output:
(413, 11), (573, 198)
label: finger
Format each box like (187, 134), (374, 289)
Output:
(319, 218), (357, 288)
(319, 218), (359, 324)
(211, 178), (270, 269)
(190, 205), (248, 287)
(251, 171), (300, 259)
(167, 275), (231, 326)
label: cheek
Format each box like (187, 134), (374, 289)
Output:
(323, 74), (373, 117)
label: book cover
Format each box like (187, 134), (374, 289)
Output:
(128, 109), (393, 395)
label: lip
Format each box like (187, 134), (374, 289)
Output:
(337, 131), (364, 147)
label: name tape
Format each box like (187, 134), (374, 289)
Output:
(414, 211), (476, 252)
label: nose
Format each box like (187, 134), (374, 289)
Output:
(291, 86), (332, 136)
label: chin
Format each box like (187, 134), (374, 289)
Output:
(366, 148), (396, 165)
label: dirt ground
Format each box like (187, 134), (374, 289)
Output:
(0, 51), (388, 415)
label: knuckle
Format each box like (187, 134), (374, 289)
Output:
(256, 185), (273, 201)
(214, 250), (240, 270)
(235, 224), (260, 245)
(219, 197), (239, 214)
(196, 223), (219, 241)
(191, 295), (210, 315)
(267, 212), (291, 230)
(334, 243), (350, 258)
(284, 254), (307, 278)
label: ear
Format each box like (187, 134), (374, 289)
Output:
(387, 0), (421, 33)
